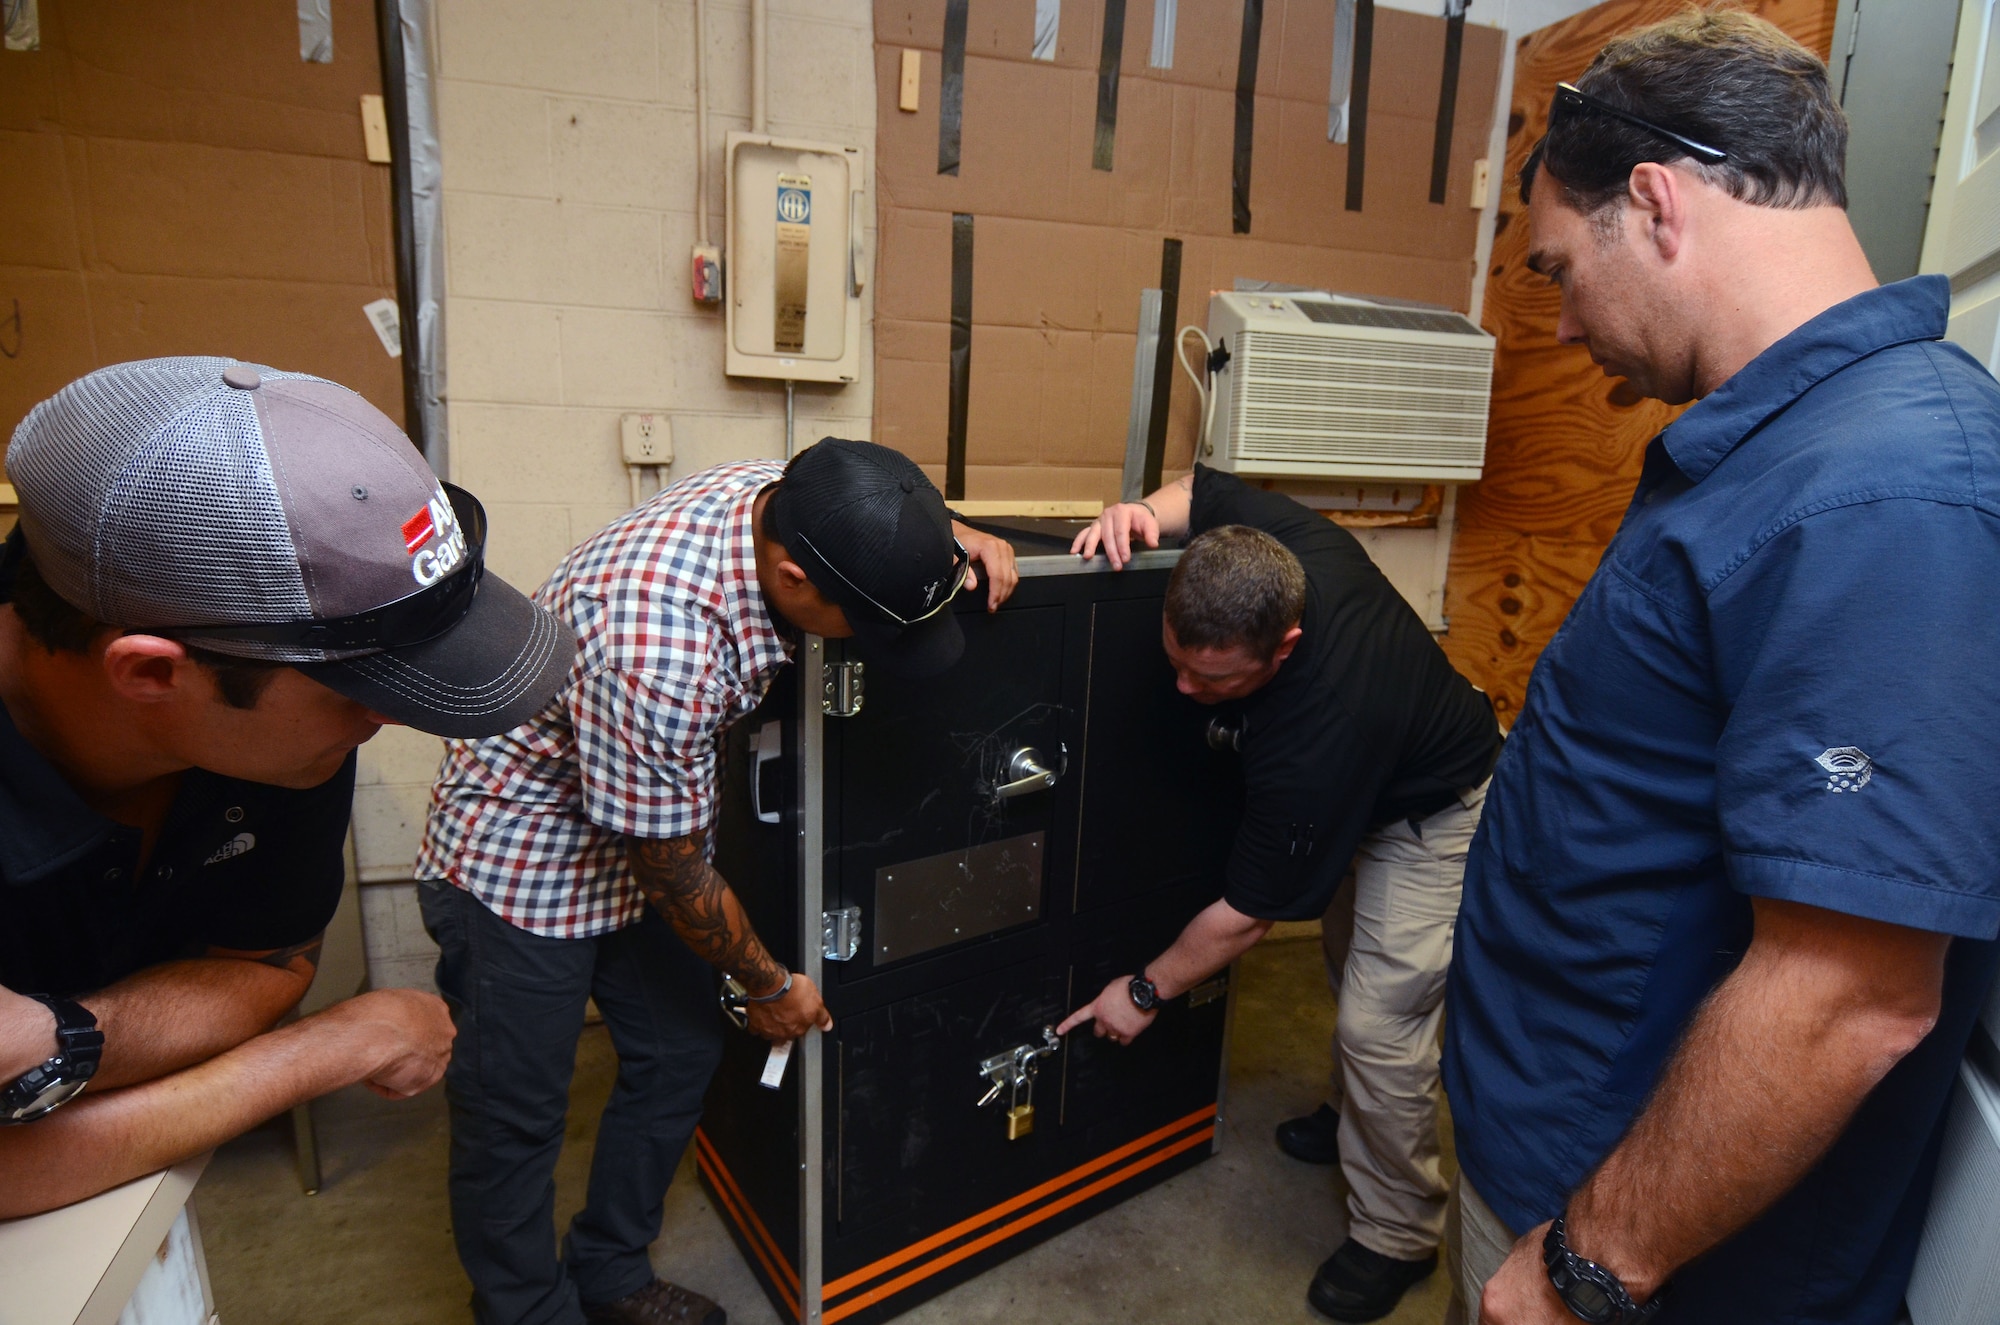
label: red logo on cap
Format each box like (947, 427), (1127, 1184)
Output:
(401, 506), (436, 554)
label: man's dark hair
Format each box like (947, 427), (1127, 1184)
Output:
(9, 540), (283, 710)
(1164, 525), (1306, 660)
(1521, 11), (1847, 216)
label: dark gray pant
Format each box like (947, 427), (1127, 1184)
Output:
(420, 881), (724, 1325)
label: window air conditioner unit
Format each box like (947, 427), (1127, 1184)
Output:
(1202, 291), (1495, 483)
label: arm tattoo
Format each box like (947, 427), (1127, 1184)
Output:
(629, 830), (784, 992)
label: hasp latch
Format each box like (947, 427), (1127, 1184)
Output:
(976, 1026), (1061, 1140)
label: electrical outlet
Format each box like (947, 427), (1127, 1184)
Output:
(620, 414), (673, 466)
(690, 244), (722, 304)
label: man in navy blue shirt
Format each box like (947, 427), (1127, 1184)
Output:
(1442, 14), (2000, 1325)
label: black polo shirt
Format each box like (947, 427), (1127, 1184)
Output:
(1190, 466), (1501, 922)
(0, 692), (352, 999)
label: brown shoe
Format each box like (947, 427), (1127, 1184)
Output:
(582, 1279), (725, 1325)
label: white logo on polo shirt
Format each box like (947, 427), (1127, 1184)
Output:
(1814, 747), (1873, 793)
(204, 832), (257, 864)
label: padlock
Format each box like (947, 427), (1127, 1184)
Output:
(1006, 1103), (1035, 1140)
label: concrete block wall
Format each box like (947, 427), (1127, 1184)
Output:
(353, 0), (880, 988)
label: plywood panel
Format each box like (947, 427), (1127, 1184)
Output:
(1439, 0), (1838, 717)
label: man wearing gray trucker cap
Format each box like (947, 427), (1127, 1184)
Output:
(0, 356), (575, 1217)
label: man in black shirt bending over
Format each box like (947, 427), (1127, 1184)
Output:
(0, 357), (572, 1216)
(1059, 466), (1501, 1322)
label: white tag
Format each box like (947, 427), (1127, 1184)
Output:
(760, 1040), (793, 1090)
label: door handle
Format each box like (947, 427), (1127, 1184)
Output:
(751, 722), (782, 824)
(992, 746), (1062, 800)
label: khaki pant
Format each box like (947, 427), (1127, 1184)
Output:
(1319, 781), (1486, 1261)
(1443, 1174), (1517, 1325)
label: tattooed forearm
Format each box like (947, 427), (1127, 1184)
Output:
(628, 831), (785, 992)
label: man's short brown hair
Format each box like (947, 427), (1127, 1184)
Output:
(1522, 11), (1847, 215)
(1165, 525), (1306, 660)
(8, 537), (282, 710)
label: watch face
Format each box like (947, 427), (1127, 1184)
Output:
(1570, 1281), (1614, 1320)
(5, 1075), (89, 1124)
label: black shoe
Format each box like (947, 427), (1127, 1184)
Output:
(583, 1279), (726, 1325)
(1276, 1102), (1342, 1164)
(1307, 1237), (1438, 1322)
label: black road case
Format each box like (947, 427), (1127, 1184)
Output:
(699, 534), (1243, 1325)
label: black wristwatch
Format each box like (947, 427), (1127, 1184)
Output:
(1127, 975), (1160, 1012)
(2, 994), (104, 1124)
(1543, 1217), (1662, 1324)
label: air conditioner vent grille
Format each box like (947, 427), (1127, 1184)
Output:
(1224, 328), (1493, 473)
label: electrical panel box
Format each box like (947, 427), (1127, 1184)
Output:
(726, 132), (866, 384)
(1206, 290), (1495, 483)
(701, 526), (1242, 1325)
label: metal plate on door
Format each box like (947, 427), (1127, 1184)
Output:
(873, 833), (1044, 964)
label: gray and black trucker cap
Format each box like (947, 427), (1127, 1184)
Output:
(767, 438), (966, 679)
(5, 357), (576, 738)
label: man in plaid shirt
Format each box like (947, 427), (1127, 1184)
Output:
(417, 440), (1017, 1325)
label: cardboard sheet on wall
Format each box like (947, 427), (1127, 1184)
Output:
(872, 0), (1502, 499)
(0, 0), (401, 450)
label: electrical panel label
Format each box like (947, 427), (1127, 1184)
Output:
(774, 174), (811, 354)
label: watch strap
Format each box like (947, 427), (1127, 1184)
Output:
(1542, 1217), (1661, 1325)
(31, 994), (103, 1050)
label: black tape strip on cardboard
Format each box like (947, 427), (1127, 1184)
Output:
(1093, 0), (1127, 171)
(947, 212), (975, 500)
(1232, 0), (1264, 234)
(1429, 7), (1467, 204)
(1143, 237), (1183, 492)
(1345, 0), (1376, 212)
(939, 0), (968, 176)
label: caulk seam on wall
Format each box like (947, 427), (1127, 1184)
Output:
(947, 213), (975, 501)
(1345, 0), (1376, 212)
(939, 0), (968, 175)
(1093, 0), (1127, 172)
(1232, 0), (1265, 234)
(1430, 2), (1468, 204)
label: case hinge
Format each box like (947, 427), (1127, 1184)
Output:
(821, 905), (862, 961)
(822, 660), (864, 717)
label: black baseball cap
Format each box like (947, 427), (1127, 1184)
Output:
(6, 357), (576, 738)
(766, 439), (969, 679)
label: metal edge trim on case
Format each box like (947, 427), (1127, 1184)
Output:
(801, 637), (828, 1323)
(819, 1103), (1218, 1318)
(1016, 549), (1182, 578)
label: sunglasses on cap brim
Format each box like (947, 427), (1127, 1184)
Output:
(1550, 82), (1728, 166)
(163, 484), (488, 652)
(794, 530), (971, 627)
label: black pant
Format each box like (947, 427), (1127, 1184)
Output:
(420, 881), (724, 1325)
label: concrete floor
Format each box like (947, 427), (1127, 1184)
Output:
(192, 936), (1455, 1325)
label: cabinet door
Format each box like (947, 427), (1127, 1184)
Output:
(830, 604), (1070, 980)
(1072, 596), (1240, 916)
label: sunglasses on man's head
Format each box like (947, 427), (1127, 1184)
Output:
(1549, 81), (1728, 166)
(796, 532), (970, 627)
